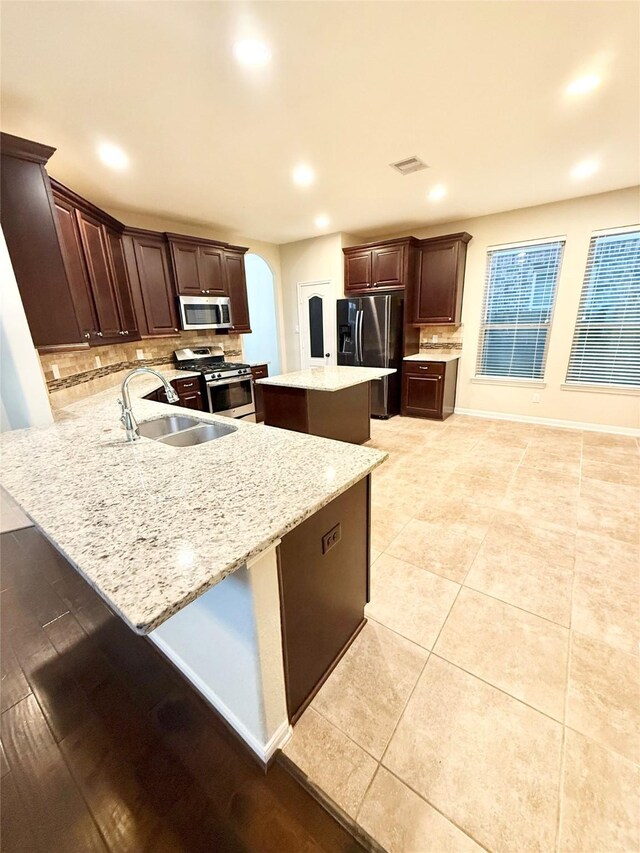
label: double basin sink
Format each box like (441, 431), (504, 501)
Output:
(137, 415), (237, 447)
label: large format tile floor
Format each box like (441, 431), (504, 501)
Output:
(284, 414), (640, 853)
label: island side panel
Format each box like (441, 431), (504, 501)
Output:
(306, 382), (371, 444)
(262, 385), (309, 433)
(277, 476), (370, 723)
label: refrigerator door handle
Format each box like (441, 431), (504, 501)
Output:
(358, 309), (364, 365)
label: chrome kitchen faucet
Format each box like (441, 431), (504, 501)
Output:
(118, 367), (179, 442)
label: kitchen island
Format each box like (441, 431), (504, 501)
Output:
(256, 365), (396, 444)
(0, 372), (386, 763)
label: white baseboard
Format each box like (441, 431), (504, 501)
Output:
(149, 633), (292, 764)
(454, 406), (640, 437)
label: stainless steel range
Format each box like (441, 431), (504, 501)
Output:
(174, 346), (254, 419)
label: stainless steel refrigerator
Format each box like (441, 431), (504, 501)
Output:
(337, 294), (404, 418)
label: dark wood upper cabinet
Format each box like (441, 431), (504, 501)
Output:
(343, 237), (417, 294)
(344, 250), (372, 292)
(104, 226), (138, 337)
(224, 248), (250, 332)
(167, 235), (228, 297)
(410, 233), (472, 325)
(75, 209), (123, 340)
(0, 133), (85, 350)
(53, 194), (97, 341)
(124, 229), (179, 337)
(198, 246), (227, 296)
(168, 239), (201, 295)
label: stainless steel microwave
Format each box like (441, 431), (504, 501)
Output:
(178, 295), (233, 330)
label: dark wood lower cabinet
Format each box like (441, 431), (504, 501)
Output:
(401, 359), (459, 420)
(144, 376), (204, 410)
(278, 477), (370, 722)
(250, 364), (269, 422)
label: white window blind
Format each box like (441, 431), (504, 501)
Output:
(566, 229), (640, 387)
(476, 240), (564, 379)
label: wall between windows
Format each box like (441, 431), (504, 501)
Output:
(377, 187), (640, 431)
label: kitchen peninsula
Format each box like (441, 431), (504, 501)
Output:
(0, 373), (387, 763)
(257, 365), (396, 444)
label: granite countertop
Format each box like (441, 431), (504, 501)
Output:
(0, 371), (387, 635)
(403, 353), (461, 363)
(256, 366), (396, 392)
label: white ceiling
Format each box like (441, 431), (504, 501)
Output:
(1, 1), (638, 244)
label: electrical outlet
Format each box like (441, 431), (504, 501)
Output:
(136, 349), (144, 360)
(51, 363), (60, 380)
(94, 355), (101, 368)
(432, 334), (439, 343)
(322, 523), (341, 555)
(532, 392), (540, 403)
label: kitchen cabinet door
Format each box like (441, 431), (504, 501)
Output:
(53, 194), (98, 342)
(104, 226), (138, 338)
(169, 240), (201, 295)
(178, 390), (204, 411)
(250, 364), (268, 422)
(401, 360), (458, 420)
(344, 249), (372, 293)
(75, 209), (122, 340)
(131, 233), (179, 336)
(197, 246), (227, 296)
(411, 233), (471, 325)
(372, 244), (404, 289)
(224, 250), (250, 332)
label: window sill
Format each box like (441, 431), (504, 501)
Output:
(561, 382), (640, 397)
(471, 376), (547, 389)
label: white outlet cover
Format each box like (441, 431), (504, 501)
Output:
(94, 355), (101, 368)
(51, 363), (61, 380)
(432, 335), (438, 343)
(532, 393), (541, 403)
(136, 349), (144, 360)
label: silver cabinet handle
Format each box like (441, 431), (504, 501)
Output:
(96, 332), (103, 337)
(84, 332), (91, 339)
(419, 366), (430, 370)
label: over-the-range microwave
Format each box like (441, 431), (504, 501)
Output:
(178, 295), (233, 331)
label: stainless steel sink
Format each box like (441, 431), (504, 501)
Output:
(159, 422), (237, 447)
(137, 415), (201, 439)
(137, 415), (237, 446)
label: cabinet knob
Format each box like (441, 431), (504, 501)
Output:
(124, 330), (129, 335)
(447, 317), (452, 321)
(84, 332), (91, 339)
(174, 328), (179, 332)
(119, 331), (124, 335)
(96, 332), (103, 337)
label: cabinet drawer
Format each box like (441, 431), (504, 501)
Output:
(250, 365), (269, 379)
(403, 361), (445, 377)
(172, 376), (201, 393)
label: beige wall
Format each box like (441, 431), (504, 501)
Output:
(372, 187), (640, 431)
(278, 233), (346, 372)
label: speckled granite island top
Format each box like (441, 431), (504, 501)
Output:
(0, 371), (387, 635)
(256, 365), (396, 392)
(403, 353), (461, 362)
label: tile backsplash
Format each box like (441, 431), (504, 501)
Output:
(419, 324), (463, 354)
(40, 332), (243, 408)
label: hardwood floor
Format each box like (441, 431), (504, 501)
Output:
(0, 527), (364, 853)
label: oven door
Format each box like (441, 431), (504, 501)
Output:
(178, 296), (232, 330)
(207, 376), (255, 418)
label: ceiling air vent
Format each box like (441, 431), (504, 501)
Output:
(390, 156), (429, 175)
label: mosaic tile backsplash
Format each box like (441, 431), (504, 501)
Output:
(40, 331), (243, 408)
(419, 324), (463, 354)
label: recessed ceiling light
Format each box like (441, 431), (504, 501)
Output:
(233, 39), (271, 67)
(293, 164), (315, 187)
(571, 158), (599, 180)
(566, 74), (601, 96)
(428, 184), (447, 201)
(315, 215), (330, 229)
(97, 142), (129, 170)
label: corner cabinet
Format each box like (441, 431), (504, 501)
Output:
(401, 360), (459, 421)
(343, 237), (418, 294)
(52, 180), (139, 345)
(409, 232), (472, 325)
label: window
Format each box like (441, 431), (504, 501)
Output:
(476, 240), (564, 380)
(566, 229), (640, 388)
